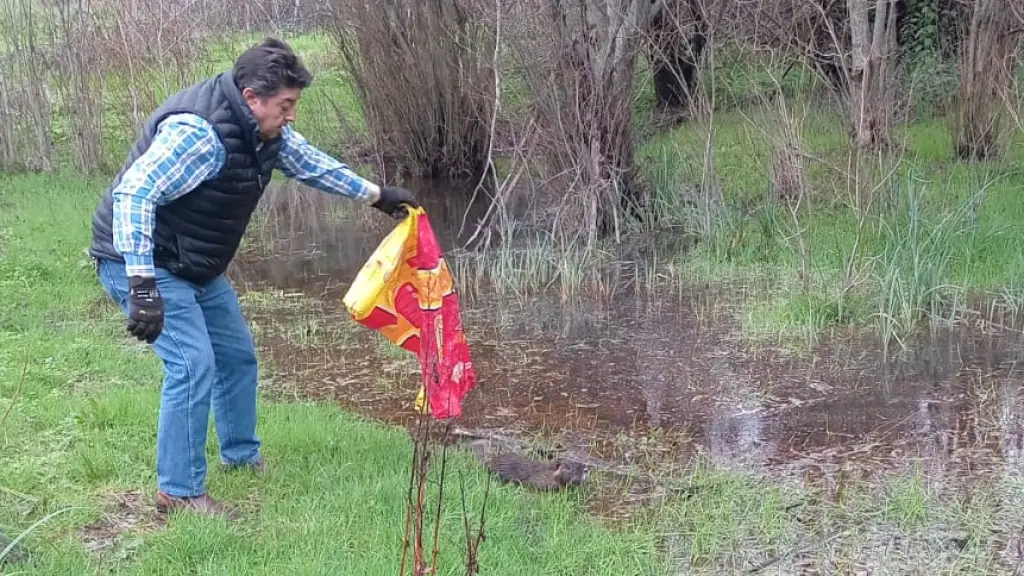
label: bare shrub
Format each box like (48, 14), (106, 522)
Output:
(769, 122), (810, 206)
(497, 0), (656, 247)
(950, 0), (1021, 161)
(769, 101), (813, 291)
(95, 0), (213, 160)
(47, 0), (105, 172)
(0, 0), (325, 173)
(326, 0), (497, 181)
(0, 0), (54, 171)
(206, 0), (331, 32)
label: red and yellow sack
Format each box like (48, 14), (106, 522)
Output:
(342, 207), (476, 420)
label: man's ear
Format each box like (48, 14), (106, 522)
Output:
(241, 87), (260, 107)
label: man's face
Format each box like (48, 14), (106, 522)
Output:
(243, 86), (301, 140)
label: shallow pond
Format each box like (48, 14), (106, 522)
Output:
(229, 182), (1024, 495)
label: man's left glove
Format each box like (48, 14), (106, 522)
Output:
(127, 276), (164, 344)
(372, 186), (420, 219)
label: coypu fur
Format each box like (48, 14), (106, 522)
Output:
(483, 452), (590, 491)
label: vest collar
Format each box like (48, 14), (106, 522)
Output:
(218, 72), (283, 154)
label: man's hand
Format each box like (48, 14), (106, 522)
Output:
(127, 276), (164, 344)
(372, 187), (420, 219)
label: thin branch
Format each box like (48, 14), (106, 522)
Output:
(0, 349), (28, 433)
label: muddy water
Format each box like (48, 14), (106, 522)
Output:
(229, 182), (1024, 488)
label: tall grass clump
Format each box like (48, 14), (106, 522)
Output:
(637, 135), (729, 248)
(871, 174), (984, 358)
(326, 0), (497, 181)
(750, 62), (815, 293)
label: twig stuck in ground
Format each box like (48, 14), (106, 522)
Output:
(400, 410), (491, 575)
(461, 471), (491, 576)
(0, 348), (28, 433)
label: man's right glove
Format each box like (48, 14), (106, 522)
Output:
(127, 276), (164, 344)
(372, 186), (420, 219)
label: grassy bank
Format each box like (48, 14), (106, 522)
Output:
(0, 173), (669, 574)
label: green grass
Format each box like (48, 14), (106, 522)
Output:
(0, 172), (672, 574)
(6, 21), (1024, 573)
(633, 98), (1024, 351)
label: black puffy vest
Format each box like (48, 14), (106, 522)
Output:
(89, 72), (284, 284)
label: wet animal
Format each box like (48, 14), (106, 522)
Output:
(483, 453), (590, 491)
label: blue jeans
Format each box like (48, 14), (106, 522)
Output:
(97, 259), (262, 497)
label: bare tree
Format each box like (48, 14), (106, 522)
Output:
(499, 0), (656, 246)
(951, 0), (1021, 161)
(844, 0), (900, 149)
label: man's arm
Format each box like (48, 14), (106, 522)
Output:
(275, 125), (382, 205)
(112, 113), (226, 278)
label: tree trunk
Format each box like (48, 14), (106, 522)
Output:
(648, 0), (706, 112)
(846, 0), (897, 149)
(952, 0), (1019, 161)
(581, 0), (649, 237)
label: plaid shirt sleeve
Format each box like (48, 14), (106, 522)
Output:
(111, 113), (226, 278)
(275, 125), (381, 204)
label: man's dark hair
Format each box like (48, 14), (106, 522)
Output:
(233, 37), (313, 97)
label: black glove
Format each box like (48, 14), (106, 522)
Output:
(127, 276), (164, 344)
(372, 186), (419, 219)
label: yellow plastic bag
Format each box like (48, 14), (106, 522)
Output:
(342, 209), (420, 319)
(342, 207), (477, 420)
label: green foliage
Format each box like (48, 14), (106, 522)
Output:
(636, 97), (1024, 347)
(904, 0), (943, 63)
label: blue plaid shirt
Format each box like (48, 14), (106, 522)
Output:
(111, 113), (381, 277)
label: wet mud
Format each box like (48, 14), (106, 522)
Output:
(79, 490), (165, 560)
(229, 182), (1024, 497)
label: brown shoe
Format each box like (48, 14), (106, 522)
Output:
(155, 492), (241, 520)
(251, 458), (267, 475)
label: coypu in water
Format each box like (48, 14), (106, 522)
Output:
(482, 452), (590, 491)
